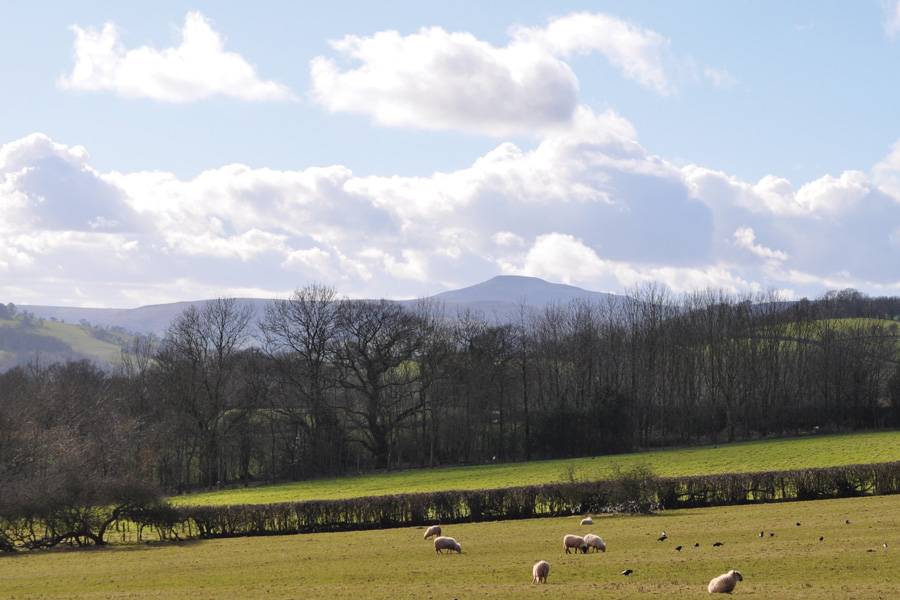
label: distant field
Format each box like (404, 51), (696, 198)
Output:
(173, 430), (900, 506)
(4, 493), (899, 599)
(0, 315), (130, 367)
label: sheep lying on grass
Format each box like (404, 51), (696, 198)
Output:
(584, 533), (606, 553)
(581, 516), (593, 525)
(707, 569), (743, 594)
(423, 525), (441, 540)
(563, 534), (588, 554)
(434, 536), (462, 554)
(532, 560), (550, 584)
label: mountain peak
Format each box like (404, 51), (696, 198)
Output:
(430, 275), (615, 306)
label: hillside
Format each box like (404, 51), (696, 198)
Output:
(0, 314), (133, 371)
(18, 275), (623, 335)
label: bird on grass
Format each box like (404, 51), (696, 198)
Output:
(846, 519), (851, 524)
(621, 569), (633, 576)
(675, 546), (683, 551)
(759, 531), (764, 537)
(657, 534), (668, 542)
(795, 522), (801, 526)
(819, 536), (824, 541)
(694, 543), (700, 547)
(769, 532), (775, 537)
(713, 542), (724, 547)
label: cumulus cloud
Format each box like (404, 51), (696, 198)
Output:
(883, 0), (900, 38)
(58, 11), (295, 102)
(310, 26), (579, 136)
(510, 12), (675, 95)
(872, 138), (900, 198)
(310, 12), (727, 136)
(732, 227), (788, 262)
(6, 123), (900, 307)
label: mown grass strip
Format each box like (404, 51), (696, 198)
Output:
(173, 430), (900, 506)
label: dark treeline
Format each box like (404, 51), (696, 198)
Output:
(2, 285), (900, 497)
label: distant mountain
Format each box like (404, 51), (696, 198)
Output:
(411, 275), (625, 320)
(19, 276), (625, 336)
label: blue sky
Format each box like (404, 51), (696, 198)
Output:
(2, 1), (900, 307)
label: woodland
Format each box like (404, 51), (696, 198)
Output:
(1, 284), (899, 499)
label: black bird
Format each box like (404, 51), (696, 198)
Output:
(621, 569), (633, 576)
(759, 531), (764, 537)
(694, 543), (700, 547)
(657, 534), (668, 542)
(769, 532), (775, 537)
(819, 536), (824, 541)
(846, 519), (851, 524)
(884, 543), (888, 549)
(796, 522), (801, 526)
(675, 545), (683, 551)
(713, 542), (724, 547)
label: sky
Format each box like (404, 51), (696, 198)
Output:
(3, 1), (900, 308)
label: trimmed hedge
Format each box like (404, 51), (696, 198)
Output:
(160, 461), (900, 540)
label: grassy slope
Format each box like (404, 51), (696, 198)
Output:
(3, 494), (899, 599)
(173, 430), (900, 506)
(0, 316), (131, 366)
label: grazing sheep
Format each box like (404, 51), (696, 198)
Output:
(532, 560), (550, 584)
(707, 570), (743, 594)
(423, 525), (442, 540)
(563, 534), (589, 554)
(581, 516), (594, 525)
(434, 536), (462, 554)
(584, 533), (606, 553)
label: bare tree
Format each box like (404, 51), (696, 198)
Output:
(259, 284), (344, 477)
(332, 299), (425, 470)
(154, 298), (254, 488)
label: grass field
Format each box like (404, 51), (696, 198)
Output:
(4, 493), (900, 598)
(0, 316), (131, 366)
(173, 430), (900, 506)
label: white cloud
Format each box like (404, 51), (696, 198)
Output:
(511, 12), (675, 95)
(883, 1), (900, 38)
(6, 126), (900, 308)
(310, 26), (579, 136)
(872, 138), (900, 198)
(492, 231), (525, 247)
(703, 66), (739, 89)
(310, 12), (735, 137)
(732, 227), (788, 262)
(58, 11), (295, 102)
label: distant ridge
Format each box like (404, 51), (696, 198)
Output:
(20, 276), (623, 335)
(430, 275), (618, 305)
(417, 275), (623, 320)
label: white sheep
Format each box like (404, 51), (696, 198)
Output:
(532, 560), (550, 584)
(423, 525), (442, 540)
(707, 570), (743, 594)
(581, 516), (594, 525)
(434, 536), (462, 554)
(584, 533), (606, 553)
(563, 534), (589, 554)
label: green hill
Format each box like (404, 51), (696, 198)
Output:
(0, 314), (133, 371)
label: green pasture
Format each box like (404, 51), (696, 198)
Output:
(173, 430), (900, 506)
(4, 493), (900, 598)
(0, 316), (130, 365)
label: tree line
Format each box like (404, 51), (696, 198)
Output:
(2, 284), (900, 496)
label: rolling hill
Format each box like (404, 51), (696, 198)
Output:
(19, 276), (623, 335)
(4, 276), (624, 371)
